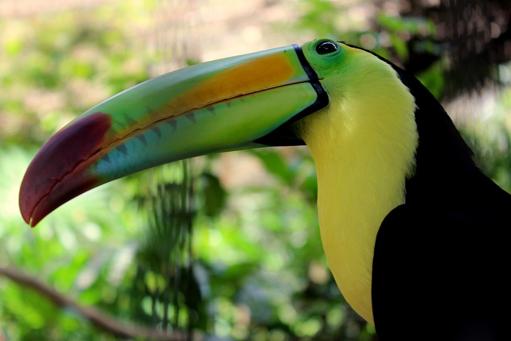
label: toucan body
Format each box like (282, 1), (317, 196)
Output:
(19, 39), (511, 340)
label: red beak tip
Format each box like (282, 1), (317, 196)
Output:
(18, 112), (111, 228)
(19, 206), (36, 228)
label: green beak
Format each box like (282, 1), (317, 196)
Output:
(19, 44), (328, 226)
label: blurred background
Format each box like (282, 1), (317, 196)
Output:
(1, 0), (510, 340)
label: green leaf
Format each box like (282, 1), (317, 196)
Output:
(200, 172), (227, 218)
(250, 150), (294, 186)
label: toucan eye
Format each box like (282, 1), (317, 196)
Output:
(316, 40), (339, 55)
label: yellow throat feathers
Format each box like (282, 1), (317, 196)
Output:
(299, 46), (418, 323)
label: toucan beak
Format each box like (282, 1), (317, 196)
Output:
(19, 44), (328, 227)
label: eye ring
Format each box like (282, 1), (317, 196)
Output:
(315, 40), (339, 55)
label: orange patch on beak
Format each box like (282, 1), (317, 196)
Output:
(162, 53), (296, 117)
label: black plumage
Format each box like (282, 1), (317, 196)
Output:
(371, 58), (511, 340)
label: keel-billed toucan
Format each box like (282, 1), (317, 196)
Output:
(19, 39), (510, 340)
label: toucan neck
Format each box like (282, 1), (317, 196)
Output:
(299, 61), (419, 323)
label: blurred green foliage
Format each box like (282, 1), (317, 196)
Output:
(1, 1), (511, 341)
(0, 3), (348, 337)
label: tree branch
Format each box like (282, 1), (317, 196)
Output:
(0, 266), (193, 340)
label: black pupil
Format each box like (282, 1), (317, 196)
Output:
(316, 41), (338, 55)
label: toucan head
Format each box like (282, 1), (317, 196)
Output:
(19, 39), (323, 226)
(20, 38), (424, 323)
(20, 38), (416, 229)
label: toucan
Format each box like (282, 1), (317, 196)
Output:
(19, 39), (510, 340)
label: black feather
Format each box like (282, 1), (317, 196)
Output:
(362, 50), (511, 340)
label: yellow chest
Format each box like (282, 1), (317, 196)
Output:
(299, 64), (418, 322)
